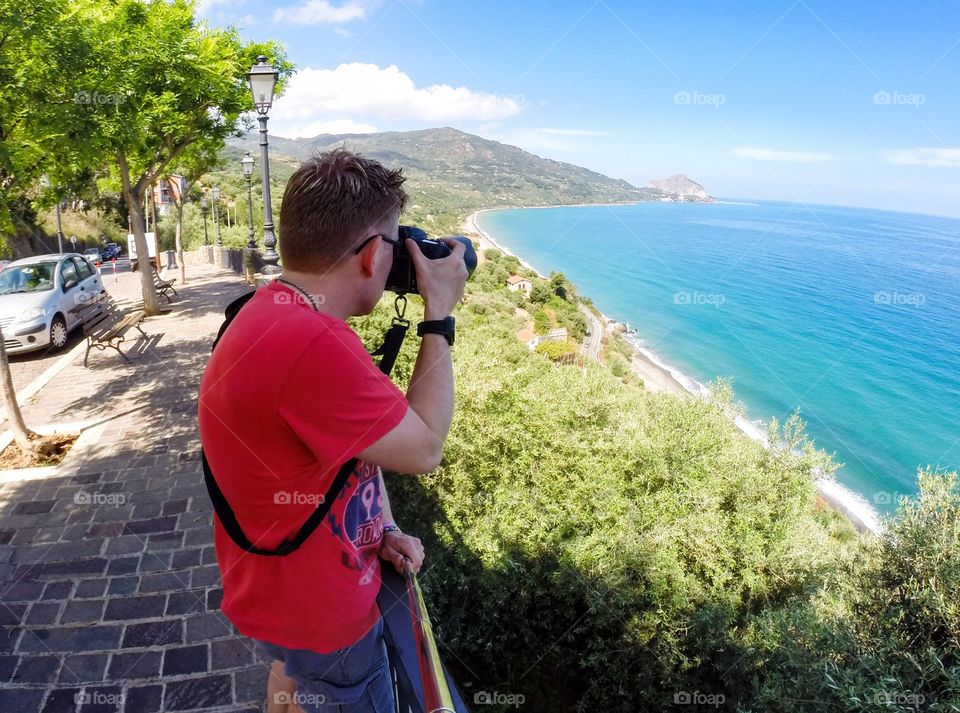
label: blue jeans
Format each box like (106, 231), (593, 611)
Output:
(255, 617), (395, 712)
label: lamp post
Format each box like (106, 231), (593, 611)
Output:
(211, 186), (223, 246)
(240, 152), (256, 249)
(200, 197), (209, 246)
(40, 175), (65, 253)
(246, 55), (280, 275)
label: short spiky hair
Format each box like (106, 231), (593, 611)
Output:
(279, 148), (407, 271)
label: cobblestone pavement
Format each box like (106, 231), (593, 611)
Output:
(0, 264), (271, 712)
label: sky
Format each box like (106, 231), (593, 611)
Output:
(201, 0), (960, 218)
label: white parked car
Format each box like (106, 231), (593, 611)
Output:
(0, 253), (104, 354)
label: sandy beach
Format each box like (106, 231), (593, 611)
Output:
(461, 210), (689, 396)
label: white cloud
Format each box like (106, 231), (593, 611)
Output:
(732, 147), (833, 163)
(273, 0), (370, 25)
(274, 63), (523, 124)
(539, 128), (608, 137)
(278, 119), (378, 139)
(334, 27), (353, 38)
(883, 147), (960, 168)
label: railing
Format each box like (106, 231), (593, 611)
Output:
(175, 247), (265, 283)
(378, 564), (470, 713)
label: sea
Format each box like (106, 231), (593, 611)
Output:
(477, 200), (960, 519)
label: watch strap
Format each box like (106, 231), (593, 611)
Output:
(417, 316), (455, 346)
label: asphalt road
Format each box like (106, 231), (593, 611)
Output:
(579, 303), (603, 361)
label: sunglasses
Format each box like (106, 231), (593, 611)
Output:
(353, 233), (402, 255)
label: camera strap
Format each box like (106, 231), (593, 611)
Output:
(201, 289), (409, 556)
(370, 294), (410, 376)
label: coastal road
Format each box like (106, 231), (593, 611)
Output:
(578, 303), (603, 362)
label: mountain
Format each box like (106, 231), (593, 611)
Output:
(648, 174), (715, 202)
(229, 127), (672, 233)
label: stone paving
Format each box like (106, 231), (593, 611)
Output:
(0, 264), (270, 712)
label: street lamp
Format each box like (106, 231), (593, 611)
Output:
(211, 186), (223, 247)
(199, 196), (210, 246)
(246, 55), (280, 275)
(40, 175), (65, 253)
(240, 152), (256, 249)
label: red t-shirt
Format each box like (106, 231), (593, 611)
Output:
(198, 281), (408, 653)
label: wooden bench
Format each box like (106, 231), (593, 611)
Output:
(78, 292), (149, 366)
(152, 267), (178, 302)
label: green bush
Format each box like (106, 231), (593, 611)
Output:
(534, 339), (576, 361)
(355, 224), (960, 713)
(350, 279), (872, 712)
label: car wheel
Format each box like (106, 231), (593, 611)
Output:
(49, 315), (68, 350)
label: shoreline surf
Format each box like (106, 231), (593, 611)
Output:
(463, 207), (883, 535)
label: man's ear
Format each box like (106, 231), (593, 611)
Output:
(357, 237), (379, 277)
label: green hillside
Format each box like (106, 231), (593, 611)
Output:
(229, 127), (664, 234)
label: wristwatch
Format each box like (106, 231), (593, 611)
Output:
(417, 316), (455, 346)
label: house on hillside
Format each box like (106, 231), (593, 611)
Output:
(540, 327), (568, 343)
(507, 275), (532, 297)
(516, 329), (539, 350)
(152, 175), (187, 216)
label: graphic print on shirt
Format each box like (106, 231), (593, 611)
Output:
(326, 461), (383, 585)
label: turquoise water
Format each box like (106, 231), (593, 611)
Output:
(478, 201), (960, 512)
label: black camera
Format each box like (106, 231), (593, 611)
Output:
(386, 226), (477, 295)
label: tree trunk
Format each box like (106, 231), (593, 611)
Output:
(118, 153), (162, 316)
(0, 324), (36, 454)
(175, 201), (186, 285)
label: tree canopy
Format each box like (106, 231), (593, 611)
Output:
(0, 0), (293, 311)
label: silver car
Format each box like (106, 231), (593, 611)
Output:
(0, 253), (103, 354)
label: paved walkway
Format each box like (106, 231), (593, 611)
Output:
(0, 265), (268, 712)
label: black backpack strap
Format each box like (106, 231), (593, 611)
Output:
(201, 286), (408, 556)
(202, 450), (356, 556)
(211, 291), (256, 351)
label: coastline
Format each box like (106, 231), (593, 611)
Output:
(464, 210), (702, 397)
(462, 207), (883, 535)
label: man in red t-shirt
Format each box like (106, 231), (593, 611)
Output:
(198, 149), (467, 712)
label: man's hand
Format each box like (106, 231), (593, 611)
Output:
(406, 237), (469, 321)
(378, 531), (425, 574)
